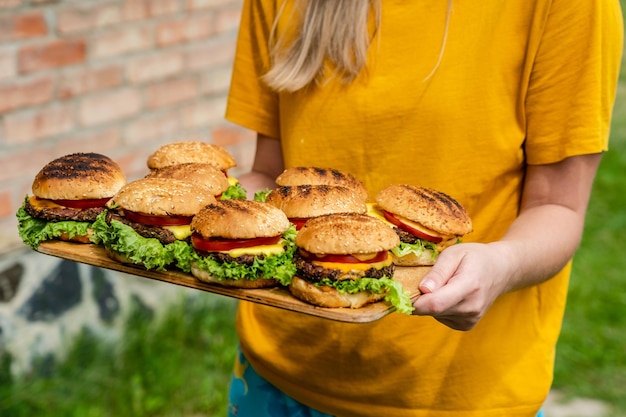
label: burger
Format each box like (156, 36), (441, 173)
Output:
(265, 184), (367, 230)
(146, 141), (246, 199)
(92, 178), (216, 271)
(371, 184), (472, 266)
(289, 213), (413, 313)
(274, 166), (369, 202)
(145, 163), (231, 199)
(17, 152), (126, 248)
(189, 199), (296, 288)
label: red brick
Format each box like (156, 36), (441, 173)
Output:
(0, 189), (13, 218)
(211, 124), (255, 174)
(3, 105), (75, 144)
(147, 0), (181, 16)
(156, 15), (214, 46)
(211, 123), (254, 147)
(92, 27), (153, 59)
(145, 77), (199, 109)
(214, 7), (241, 33)
(0, 77), (54, 114)
(124, 112), (181, 145)
(186, 39), (235, 70)
(0, 49), (15, 80)
(57, 3), (122, 34)
(57, 66), (123, 99)
(18, 39), (86, 74)
(0, 0), (23, 9)
(180, 98), (224, 129)
(79, 89), (142, 126)
(126, 52), (185, 84)
(53, 127), (122, 155)
(0, 12), (47, 42)
(187, 0), (239, 10)
(114, 150), (152, 181)
(200, 66), (232, 95)
(124, 0), (182, 20)
(0, 147), (55, 183)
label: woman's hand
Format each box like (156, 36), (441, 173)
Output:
(412, 152), (603, 331)
(411, 242), (515, 331)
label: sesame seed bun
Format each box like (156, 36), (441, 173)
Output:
(295, 213), (399, 255)
(275, 167), (369, 202)
(109, 178), (216, 217)
(145, 163), (229, 196)
(191, 199), (290, 240)
(32, 153), (126, 200)
(375, 185), (472, 236)
(265, 185), (367, 219)
(146, 141), (236, 171)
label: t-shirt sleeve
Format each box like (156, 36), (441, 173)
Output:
(525, 0), (623, 165)
(226, 0), (280, 138)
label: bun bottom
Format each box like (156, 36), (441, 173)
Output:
(289, 276), (385, 309)
(190, 263), (279, 289)
(104, 247), (141, 266)
(392, 250), (437, 267)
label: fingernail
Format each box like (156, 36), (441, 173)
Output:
(420, 279), (435, 293)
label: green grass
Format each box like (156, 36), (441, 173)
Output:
(551, 83), (626, 412)
(0, 294), (239, 417)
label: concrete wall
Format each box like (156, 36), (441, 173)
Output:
(0, 0), (254, 375)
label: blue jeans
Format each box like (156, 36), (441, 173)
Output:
(228, 348), (546, 417)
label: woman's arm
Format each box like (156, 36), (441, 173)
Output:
(238, 133), (285, 199)
(412, 152), (603, 330)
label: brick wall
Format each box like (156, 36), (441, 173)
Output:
(0, 0), (256, 253)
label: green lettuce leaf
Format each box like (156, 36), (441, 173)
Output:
(220, 182), (248, 200)
(314, 275), (414, 315)
(253, 188), (272, 202)
(16, 198), (97, 249)
(91, 212), (194, 272)
(391, 240), (439, 261)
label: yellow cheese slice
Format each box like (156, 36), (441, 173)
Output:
(223, 242), (285, 258)
(28, 196), (64, 209)
(227, 176), (239, 187)
(366, 203), (395, 227)
(163, 224), (192, 240)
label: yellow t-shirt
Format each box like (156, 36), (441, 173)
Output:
(226, 1), (623, 416)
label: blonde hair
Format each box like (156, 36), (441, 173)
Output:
(263, 0), (380, 92)
(263, 0), (453, 92)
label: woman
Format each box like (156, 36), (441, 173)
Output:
(225, 1), (623, 416)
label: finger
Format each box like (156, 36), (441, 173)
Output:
(418, 251), (462, 293)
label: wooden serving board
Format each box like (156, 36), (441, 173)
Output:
(36, 241), (430, 323)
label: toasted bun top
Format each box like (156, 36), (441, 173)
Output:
(146, 141), (236, 171)
(296, 213), (399, 254)
(375, 184), (472, 236)
(275, 167), (368, 201)
(191, 199), (290, 239)
(32, 153), (126, 200)
(145, 163), (229, 196)
(110, 178), (216, 216)
(265, 185), (367, 218)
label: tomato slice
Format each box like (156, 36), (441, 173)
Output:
(289, 217), (308, 230)
(299, 249), (389, 264)
(191, 233), (281, 252)
(382, 210), (443, 243)
(53, 198), (111, 209)
(122, 209), (192, 226)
